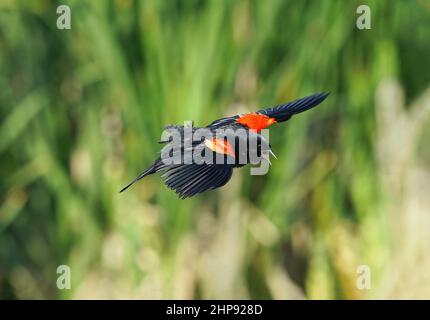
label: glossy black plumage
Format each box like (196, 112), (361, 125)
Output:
(162, 164), (233, 198)
(120, 92), (329, 198)
(208, 92), (329, 128)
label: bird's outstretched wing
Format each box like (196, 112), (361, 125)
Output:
(120, 134), (235, 198)
(255, 92), (329, 122)
(208, 92), (329, 129)
(161, 164), (233, 199)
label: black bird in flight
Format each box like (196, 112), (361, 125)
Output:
(120, 92), (329, 198)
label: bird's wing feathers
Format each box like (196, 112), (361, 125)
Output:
(256, 92), (329, 123)
(207, 115), (240, 129)
(208, 114), (240, 129)
(121, 92), (329, 198)
(208, 92), (329, 129)
(161, 164), (233, 199)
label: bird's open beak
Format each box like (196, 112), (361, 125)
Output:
(269, 149), (277, 159)
(261, 149), (277, 166)
(262, 152), (272, 166)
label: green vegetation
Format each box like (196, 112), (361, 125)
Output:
(1, 0), (430, 299)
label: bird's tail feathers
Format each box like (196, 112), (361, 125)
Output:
(119, 163), (158, 193)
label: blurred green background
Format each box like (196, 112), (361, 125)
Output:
(1, 0), (430, 299)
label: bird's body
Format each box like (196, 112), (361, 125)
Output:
(120, 92), (329, 198)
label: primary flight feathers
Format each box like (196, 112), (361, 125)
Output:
(120, 92), (329, 198)
(208, 92), (329, 128)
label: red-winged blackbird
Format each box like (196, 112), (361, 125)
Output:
(120, 92), (329, 198)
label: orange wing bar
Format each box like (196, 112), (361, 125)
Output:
(204, 138), (235, 158)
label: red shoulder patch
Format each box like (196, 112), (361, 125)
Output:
(236, 113), (277, 131)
